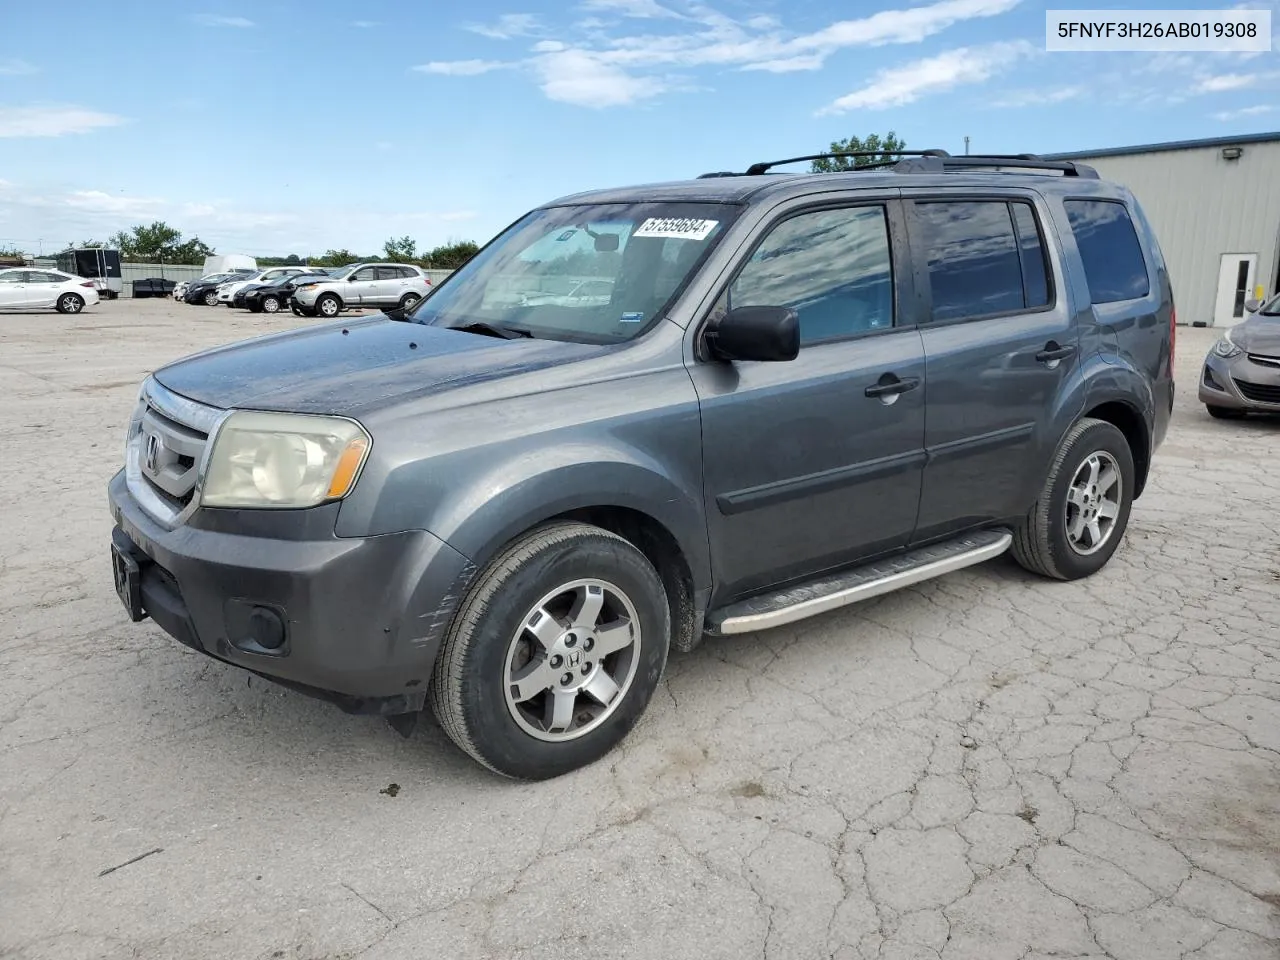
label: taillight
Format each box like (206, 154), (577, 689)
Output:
(80, 281), (95, 288)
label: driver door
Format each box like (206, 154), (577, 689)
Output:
(346, 266), (379, 304)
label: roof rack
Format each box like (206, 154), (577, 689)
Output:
(697, 149), (1099, 180)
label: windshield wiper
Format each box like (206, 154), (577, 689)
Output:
(449, 321), (533, 340)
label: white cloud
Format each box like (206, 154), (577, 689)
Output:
(466, 13), (541, 39)
(990, 84), (1083, 108)
(0, 105), (127, 138)
(352, 20), (379, 28)
(426, 0), (1026, 108)
(1212, 104), (1275, 121)
(65, 190), (165, 216)
(580, 0), (686, 19)
(413, 59), (509, 76)
(193, 14), (254, 27)
(0, 59), (38, 76)
(818, 40), (1035, 113)
(535, 48), (668, 106)
(1196, 72), (1262, 92)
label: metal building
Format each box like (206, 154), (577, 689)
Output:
(1045, 132), (1280, 328)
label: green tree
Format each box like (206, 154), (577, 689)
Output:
(310, 248), (362, 267)
(383, 235), (417, 263)
(424, 240), (479, 270)
(108, 221), (215, 263)
(811, 132), (907, 172)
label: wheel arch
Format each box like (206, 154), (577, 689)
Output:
(1082, 399), (1151, 497)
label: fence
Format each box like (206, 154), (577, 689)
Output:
(33, 260), (457, 297)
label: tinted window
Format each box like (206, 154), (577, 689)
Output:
(1064, 199), (1150, 303)
(916, 201), (1024, 322)
(729, 205), (893, 345)
(377, 266), (402, 280)
(31, 272), (66, 282)
(1011, 203), (1050, 308)
(0, 271), (22, 283)
(398, 266), (418, 279)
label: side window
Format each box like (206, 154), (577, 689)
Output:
(376, 266), (401, 280)
(1011, 203), (1050, 309)
(915, 201), (1024, 322)
(729, 205), (894, 345)
(0, 272), (23, 283)
(1063, 199), (1150, 303)
(352, 267), (377, 282)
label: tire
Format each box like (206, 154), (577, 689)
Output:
(1206, 405), (1246, 420)
(261, 295), (281, 314)
(315, 294), (341, 318)
(429, 521), (670, 780)
(203, 291), (218, 306)
(399, 293), (421, 310)
(56, 293), (85, 314)
(1011, 417), (1135, 581)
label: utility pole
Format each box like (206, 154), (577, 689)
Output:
(964, 136), (970, 156)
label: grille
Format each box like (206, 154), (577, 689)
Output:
(1246, 353), (1280, 369)
(1233, 378), (1280, 404)
(126, 378), (223, 526)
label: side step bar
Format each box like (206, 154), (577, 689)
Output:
(707, 528), (1013, 636)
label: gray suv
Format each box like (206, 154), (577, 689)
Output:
(108, 150), (1175, 779)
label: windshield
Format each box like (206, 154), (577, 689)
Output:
(1258, 292), (1280, 316)
(406, 202), (741, 343)
(325, 265), (357, 281)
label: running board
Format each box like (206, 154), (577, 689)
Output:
(707, 528), (1013, 636)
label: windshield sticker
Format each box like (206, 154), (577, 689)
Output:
(633, 218), (719, 241)
(556, 229), (577, 241)
(620, 312), (644, 323)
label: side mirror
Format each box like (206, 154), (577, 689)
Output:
(1243, 298), (1261, 314)
(705, 305), (799, 362)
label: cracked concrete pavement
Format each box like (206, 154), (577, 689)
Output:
(1, 300), (1278, 960)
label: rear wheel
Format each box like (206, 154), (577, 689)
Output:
(56, 293), (85, 314)
(316, 294), (341, 318)
(1011, 418), (1135, 581)
(1206, 405), (1246, 420)
(430, 521), (670, 780)
(261, 295), (281, 313)
(203, 291), (218, 306)
(399, 292), (421, 310)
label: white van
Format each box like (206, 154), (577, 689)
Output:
(201, 254), (257, 276)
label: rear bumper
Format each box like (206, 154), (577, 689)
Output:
(107, 469), (476, 713)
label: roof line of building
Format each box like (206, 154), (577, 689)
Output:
(1043, 131), (1280, 160)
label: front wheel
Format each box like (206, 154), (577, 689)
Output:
(1206, 405), (1246, 420)
(315, 294), (341, 318)
(203, 291), (218, 306)
(261, 295), (281, 313)
(1011, 418), (1135, 581)
(56, 293), (85, 314)
(429, 521), (670, 780)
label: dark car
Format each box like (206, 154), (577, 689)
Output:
(240, 271), (332, 313)
(1198, 293), (1280, 417)
(183, 273), (245, 306)
(108, 149), (1175, 780)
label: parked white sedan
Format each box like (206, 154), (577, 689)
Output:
(0, 268), (100, 313)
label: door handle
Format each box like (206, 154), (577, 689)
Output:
(864, 375), (921, 399)
(1035, 343), (1076, 364)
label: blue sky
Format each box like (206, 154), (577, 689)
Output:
(1, 0), (1277, 258)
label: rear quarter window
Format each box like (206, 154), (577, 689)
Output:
(1064, 199), (1150, 303)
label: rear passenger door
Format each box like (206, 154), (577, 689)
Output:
(691, 198), (928, 601)
(376, 265), (409, 303)
(904, 192), (1079, 543)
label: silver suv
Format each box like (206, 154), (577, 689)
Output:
(290, 263), (432, 318)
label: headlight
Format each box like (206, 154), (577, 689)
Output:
(1212, 330), (1243, 359)
(201, 411), (371, 509)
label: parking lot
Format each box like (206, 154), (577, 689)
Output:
(1, 298), (1277, 959)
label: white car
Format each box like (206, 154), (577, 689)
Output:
(0, 267), (100, 313)
(290, 262), (432, 318)
(174, 270), (254, 303)
(215, 267), (315, 305)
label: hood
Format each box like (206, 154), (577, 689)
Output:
(152, 315), (609, 414)
(1235, 315), (1280, 355)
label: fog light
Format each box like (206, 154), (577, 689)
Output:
(1203, 366), (1223, 390)
(247, 607), (286, 650)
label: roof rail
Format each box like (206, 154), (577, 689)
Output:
(893, 154), (1100, 178)
(697, 149), (1100, 180)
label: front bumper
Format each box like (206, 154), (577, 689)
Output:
(1198, 351), (1280, 411)
(291, 288), (322, 307)
(107, 469), (475, 713)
